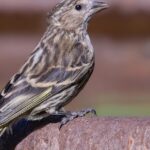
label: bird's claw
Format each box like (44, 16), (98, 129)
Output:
(59, 108), (96, 129)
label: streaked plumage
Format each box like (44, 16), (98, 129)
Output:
(0, 0), (108, 134)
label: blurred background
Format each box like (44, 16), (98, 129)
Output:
(0, 0), (150, 116)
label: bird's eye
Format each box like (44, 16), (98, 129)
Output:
(75, 5), (82, 11)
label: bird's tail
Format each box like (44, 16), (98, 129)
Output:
(0, 127), (7, 137)
(0, 93), (3, 99)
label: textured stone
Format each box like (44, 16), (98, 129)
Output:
(16, 117), (150, 150)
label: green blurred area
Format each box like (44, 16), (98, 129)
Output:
(96, 93), (150, 116)
(97, 104), (150, 116)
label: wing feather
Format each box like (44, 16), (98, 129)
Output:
(0, 87), (52, 127)
(0, 38), (94, 127)
(0, 63), (92, 127)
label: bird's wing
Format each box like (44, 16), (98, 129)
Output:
(0, 43), (93, 127)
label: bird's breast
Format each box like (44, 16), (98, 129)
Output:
(45, 31), (94, 68)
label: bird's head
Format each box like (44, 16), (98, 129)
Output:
(48, 0), (108, 31)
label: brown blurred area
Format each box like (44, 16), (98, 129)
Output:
(0, 0), (150, 116)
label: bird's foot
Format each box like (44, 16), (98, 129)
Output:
(59, 108), (96, 129)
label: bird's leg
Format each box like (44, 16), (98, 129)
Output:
(58, 108), (97, 128)
(45, 107), (96, 128)
(28, 108), (96, 128)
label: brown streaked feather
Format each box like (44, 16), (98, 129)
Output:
(0, 30), (94, 127)
(0, 0), (102, 130)
(0, 63), (93, 127)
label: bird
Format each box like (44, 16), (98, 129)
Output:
(0, 0), (108, 135)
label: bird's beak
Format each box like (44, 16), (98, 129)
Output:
(92, 0), (109, 12)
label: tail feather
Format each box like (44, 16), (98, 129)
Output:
(0, 94), (4, 105)
(0, 127), (7, 137)
(0, 94), (2, 99)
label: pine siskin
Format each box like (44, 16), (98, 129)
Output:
(0, 0), (108, 135)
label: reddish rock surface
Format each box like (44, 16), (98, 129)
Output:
(16, 117), (150, 150)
